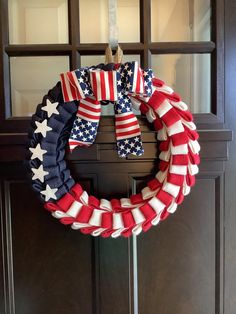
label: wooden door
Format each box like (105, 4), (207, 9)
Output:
(0, 0), (234, 313)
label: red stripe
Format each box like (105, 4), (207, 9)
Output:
(100, 72), (106, 100)
(84, 97), (100, 105)
(67, 73), (77, 100)
(60, 73), (69, 102)
(115, 120), (139, 129)
(78, 111), (100, 121)
(115, 113), (134, 121)
(91, 73), (98, 99)
(116, 128), (140, 137)
(108, 71), (115, 101)
(136, 67), (141, 93)
(79, 102), (101, 113)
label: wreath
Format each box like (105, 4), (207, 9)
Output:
(28, 61), (200, 238)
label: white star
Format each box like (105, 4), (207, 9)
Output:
(42, 99), (59, 118)
(144, 81), (148, 87)
(124, 64), (129, 70)
(124, 139), (129, 144)
(91, 127), (95, 132)
(117, 79), (122, 86)
(124, 98), (129, 103)
(121, 153), (126, 158)
(147, 88), (151, 94)
(87, 122), (92, 126)
(85, 129), (89, 134)
(89, 135), (93, 139)
(35, 120), (52, 137)
(72, 134), (77, 139)
(117, 109), (122, 114)
(40, 184), (58, 201)
(134, 137), (139, 142)
(126, 82), (132, 89)
(79, 131), (83, 136)
(84, 88), (89, 95)
(29, 143), (47, 161)
(127, 69), (133, 76)
(82, 137), (87, 141)
(31, 165), (49, 183)
(79, 77), (84, 83)
(148, 77), (152, 82)
(121, 103), (125, 108)
(120, 144), (125, 149)
(77, 117), (81, 122)
(81, 124), (86, 129)
(81, 70), (85, 76)
(75, 125), (80, 131)
(126, 148), (131, 153)
(130, 142), (135, 148)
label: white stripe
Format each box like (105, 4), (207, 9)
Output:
(167, 201), (178, 213)
(116, 124), (139, 133)
(146, 107), (156, 123)
(181, 119), (196, 130)
(100, 199), (112, 211)
(169, 165), (187, 175)
(156, 99), (172, 117)
(155, 170), (168, 183)
(148, 197), (166, 214)
(171, 100), (188, 111)
(163, 182), (180, 197)
(167, 120), (185, 136)
(115, 111), (134, 118)
(80, 99), (101, 109)
(115, 116), (137, 125)
(111, 228), (126, 238)
(80, 191), (89, 204)
(189, 140), (201, 154)
(188, 164), (199, 175)
(113, 213), (124, 229)
(113, 70), (117, 100)
(77, 113), (100, 123)
(116, 131), (141, 140)
(171, 144), (188, 155)
(132, 208), (145, 224)
(92, 228), (106, 236)
(104, 72), (110, 99)
(141, 186), (159, 199)
(71, 222), (90, 229)
(96, 71), (101, 100)
(89, 209), (104, 226)
(66, 201), (83, 218)
(132, 224), (143, 235)
(159, 150), (170, 161)
(78, 106), (101, 117)
(157, 127), (168, 141)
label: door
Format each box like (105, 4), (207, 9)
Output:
(0, 0), (234, 313)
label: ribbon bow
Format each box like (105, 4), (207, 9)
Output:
(60, 62), (153, 157)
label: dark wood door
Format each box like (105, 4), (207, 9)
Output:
(0, 0), (235, 313)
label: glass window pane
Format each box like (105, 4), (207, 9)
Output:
(80, 55), (141, 116)
(151, 0), (211, 42)
(152, 54), (211, 113)
(8, 0), (69, 44)
(79, 0), (140, 43)
(10, 56), (69, 117)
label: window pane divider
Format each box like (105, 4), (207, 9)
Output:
(149, 41), (216, 54)
(5, 45), (72, 56)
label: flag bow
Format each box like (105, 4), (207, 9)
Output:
(60, 62), (153, 157)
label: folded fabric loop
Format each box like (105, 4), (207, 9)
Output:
(60, 62), (154, 157)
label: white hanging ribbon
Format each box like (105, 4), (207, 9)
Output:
(108, 0), (119, 48)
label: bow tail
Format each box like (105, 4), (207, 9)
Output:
(69, 97), (101, 152)
(114, 95), (144, 158)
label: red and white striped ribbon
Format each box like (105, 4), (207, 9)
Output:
(115, 112), (141, 140)
(90, 70), (117, 101)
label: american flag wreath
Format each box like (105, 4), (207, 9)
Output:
(28, 61), (200, 238)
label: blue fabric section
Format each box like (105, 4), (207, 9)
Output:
(28, 82), (77, 202)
